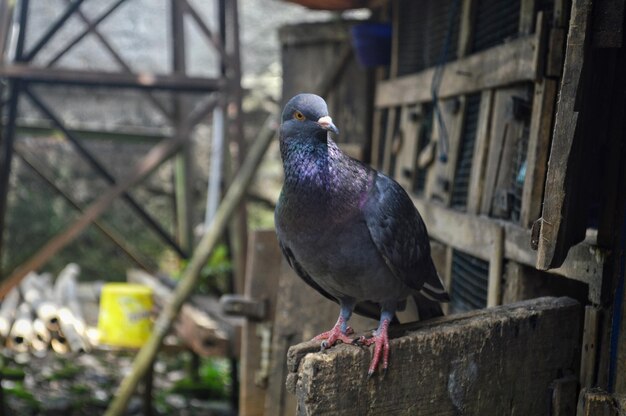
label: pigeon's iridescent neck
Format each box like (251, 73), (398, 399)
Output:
(279, 134), (370, 213)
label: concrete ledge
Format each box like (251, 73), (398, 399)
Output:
(287, 297), (581, 416)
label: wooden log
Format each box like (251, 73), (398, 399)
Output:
(21, 272), (59, 331)
(0, 287), (20, 341)
(50, 330), (69, 354)
(54, 264), (89, 352)
(105, 111), (276, 416)
(287, 297), (581, 416)
(8, 302), (34, 353)
(127, 269), (233, 357)
(32, 318), (51, 352)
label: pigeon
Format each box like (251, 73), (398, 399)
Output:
(275, 93), (450, 376)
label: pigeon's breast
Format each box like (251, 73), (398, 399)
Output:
(276, 204), (410, 303)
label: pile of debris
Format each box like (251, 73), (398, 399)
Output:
(0, 263), (94, 354)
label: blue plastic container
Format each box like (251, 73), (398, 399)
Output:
(350, 23), (392, 68)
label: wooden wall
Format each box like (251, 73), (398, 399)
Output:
(280, 21), (373, 158)
(372, 0), (606, 309)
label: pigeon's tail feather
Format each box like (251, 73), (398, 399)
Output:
(419, 261), (451, 303)
(413, 293), (445, 320)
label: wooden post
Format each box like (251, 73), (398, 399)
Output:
(487, 225), (504, 307)
(104, 113), (276, 416)
(288, 297), (581, 416)
(238, 230), (282, 416)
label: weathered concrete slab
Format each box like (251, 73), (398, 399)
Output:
(287, 297), (581, 416)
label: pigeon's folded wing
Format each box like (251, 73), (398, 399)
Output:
(362, 172), (450, 303)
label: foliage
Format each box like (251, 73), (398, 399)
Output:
(170, 356), (231, 400)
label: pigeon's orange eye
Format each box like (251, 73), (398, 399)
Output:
(294, 111), (305, 121)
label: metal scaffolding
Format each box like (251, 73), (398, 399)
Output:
(0, 0), (245, 293)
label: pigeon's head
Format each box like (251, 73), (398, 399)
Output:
(280, 93), (339, 141)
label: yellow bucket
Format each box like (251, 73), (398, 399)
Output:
(97, 283), (153, 348)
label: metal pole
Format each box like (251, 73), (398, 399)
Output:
(171, 0), (193, 254)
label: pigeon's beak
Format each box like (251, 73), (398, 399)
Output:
(317, 116), (339, 135)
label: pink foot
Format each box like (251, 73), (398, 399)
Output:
(359, 320), (390, 377)
(313, 325), (355, 349)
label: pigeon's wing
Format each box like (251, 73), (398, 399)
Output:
(278, 239), (383, 321)
(362, 171), (450, 304)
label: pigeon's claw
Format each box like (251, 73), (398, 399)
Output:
(313, 325), (354, 350)
(361, 323), (390, 377)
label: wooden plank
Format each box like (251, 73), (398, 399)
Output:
(239, 231), (282, 416)
(519, 0), (537, 35)
(288, 297), (581, 415)
(413, 197), (499, 262)
(127, 269), (233, 358)
(456, 0), (477, 58)
(579, 305), (599, 389)
(487, 226), (504, 307)
(536, 0), (593, 270)
(479, 88), (524, 215)
(520, 79), (557, 227)
(381, 107), (398, 174)
(466, 90), (494, 214)
(546, 27), (566, 77)
(550, 376), (578, 416)
(376, 34), (539, 108)
(412, 196), (605, 296)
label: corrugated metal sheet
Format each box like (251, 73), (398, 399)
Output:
(471, 0), (521, 53)
(451, 93), (481, 209)
(450, 250), (489, 313)
(396, 0), (460, 76)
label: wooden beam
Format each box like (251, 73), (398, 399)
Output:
(413, 197), (499, 262)
(536, 0), (593, 270)
(376, 34), (540, 108)
(287, 297), (581, 415)
(520, 79), (557, 227)
(0, 64), (224, 92)
(466, 89), (494, 214)
(412, 196), (605, 297)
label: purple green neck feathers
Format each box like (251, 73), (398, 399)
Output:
(279, 133), (371, 216)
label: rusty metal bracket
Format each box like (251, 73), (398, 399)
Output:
(220, 294), (267, 321)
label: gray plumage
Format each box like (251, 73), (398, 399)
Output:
(275, 93), (449, 374)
